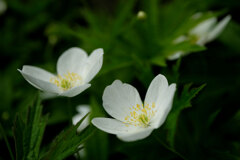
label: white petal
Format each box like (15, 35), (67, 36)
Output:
(167, 51), (184, 60)
(173, 35), (188, 44)
(72, 105), (90, 125)
(21, 65), (56, 81)
(75, 146), (86, 159)
(72, 114), (83, 125)
(81, 48), (104, 83)
(195, 36), (208, 46)
(57, 47), (88, 76)
(102, 80), (142, 122)
(60, 84), (91, 97)
(18, 69), (60, 93)
(190, 17), (217, 36)
(191, 12), (203, 20)
(72, 105), (91, 132)
(91, 118), (137, 134)
(0, 0), (7, 15)
(150, 84), (176, 128)
(72, 114), (90, 132)
(144, 74), (168, 106)
(206, 15), (231, 42)
(76, 105), (91, 114)
(117, 127), (154, 142)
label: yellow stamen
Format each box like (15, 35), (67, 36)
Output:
(50, 72), (82, 91)
(124, 103), (157, 127)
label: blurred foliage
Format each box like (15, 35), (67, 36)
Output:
(0, 0), (240, 159)
(161, 83), (206, 149)
(11, 95), (93, 160)
(13, 96), (48, 160)
(40, 114), (94, 160)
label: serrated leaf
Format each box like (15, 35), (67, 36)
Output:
(84, 97), (109, 160)
(159, 83), (206, 149)
(13, 95), (48, 160)
(174, 83), (206, 111)
(41, 113), (95, 160)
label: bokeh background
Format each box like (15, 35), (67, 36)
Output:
(0, 0), (240, 159)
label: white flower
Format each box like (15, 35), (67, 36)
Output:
(72, 105), (91, 132)
(92, 74), (176, 142)
(168, 14), (231, 60)
(72, 105), (91, 159)
(18, 47), (104, 97)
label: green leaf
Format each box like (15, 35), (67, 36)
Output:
(219, 21), (240, 53)
(150, 56), (167, 67)
(142, 0), (159, 37)
(99, 60), (134, 76)
(13, 95), (48, 160)
(170, 11), (224, 41)
(0, 123), (15, 160)
(173, 83), (206, 112)
(112, 0), (136, 36)
(164, 41), (206, 58)
(80, 8), (102, 32)
(85, 97), (109, 160)
(162, 83), (206, 148)
(41, 113), (95, 160)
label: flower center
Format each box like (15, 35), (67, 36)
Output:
(138, 114), (149, 126)
(124, 103), (156, 127)
(189, 34), (200, 44)
(50, 72), (82, 91)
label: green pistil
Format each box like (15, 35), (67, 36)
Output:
(138, 114), (149, 127)
(61, 79), (72, 90)
(189, 34), (199, 44)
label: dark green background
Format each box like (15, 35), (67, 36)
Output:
(0, 0), (240, 159)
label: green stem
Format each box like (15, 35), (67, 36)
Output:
(67, 98), (73, 124)
(0, 123), (15, 160)
(153, 133), (187, 160)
